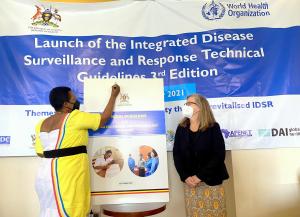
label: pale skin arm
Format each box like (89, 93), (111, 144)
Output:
(192, 175), (201, 185)
(99, 84), (120, 128)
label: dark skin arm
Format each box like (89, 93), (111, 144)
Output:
(99, 84), (120, 128)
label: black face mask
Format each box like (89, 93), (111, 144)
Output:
(72, 100), (80, 111)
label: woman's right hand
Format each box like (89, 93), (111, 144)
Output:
(192, 175), (201, 184)
(185, 176), (197, 188)
(99, 83), (120, 128)
(111, 83), (120, 98)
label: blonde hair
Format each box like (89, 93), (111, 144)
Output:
(179, 94), (216, 131)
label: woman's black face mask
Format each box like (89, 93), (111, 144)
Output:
(73, 100), (80, 110)
(69, 100), (80, 111)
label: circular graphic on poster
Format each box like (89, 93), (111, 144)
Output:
(92, 146), (124, 178)
(127, 145), (159, 177)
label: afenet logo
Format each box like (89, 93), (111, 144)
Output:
(221, 129), (252, 139)
(0, 136), (11, 144)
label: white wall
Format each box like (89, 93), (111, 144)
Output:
(0, 157), (40, 217)
(231, 148), (300, 217)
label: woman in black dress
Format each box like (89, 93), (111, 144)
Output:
(173, 94), (229, 217)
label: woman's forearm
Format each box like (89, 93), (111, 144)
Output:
(98, 84), (120, 128)
(99, 96), (117, 128)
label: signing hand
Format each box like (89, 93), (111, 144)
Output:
(111, 83), (120, 98)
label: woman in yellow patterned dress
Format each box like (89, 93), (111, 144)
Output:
(35, 84), (120, 217)
(173, 94), (229, 217)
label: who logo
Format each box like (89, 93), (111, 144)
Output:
(202, 0), (225, 20)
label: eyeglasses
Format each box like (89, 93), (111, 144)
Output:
(184, 102), (198, 106)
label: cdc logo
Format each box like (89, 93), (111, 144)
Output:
(0, 136), (11, 144)
(202, 0), (225, 20)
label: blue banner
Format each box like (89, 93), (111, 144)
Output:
(1, 0), (300, 154)
(1, 27), (300, 105)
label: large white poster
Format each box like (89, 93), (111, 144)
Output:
(84, 78), (169, 204)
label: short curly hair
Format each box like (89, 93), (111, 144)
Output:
(49, 86), (71, 111)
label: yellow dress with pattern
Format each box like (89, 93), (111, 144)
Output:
(35, 110), (100, 217)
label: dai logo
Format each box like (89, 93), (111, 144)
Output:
(202, 0), (225, 20)
(258, 129), (271, 137)
(31, 5), (61, 28)
(272, 128), (289, 137)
